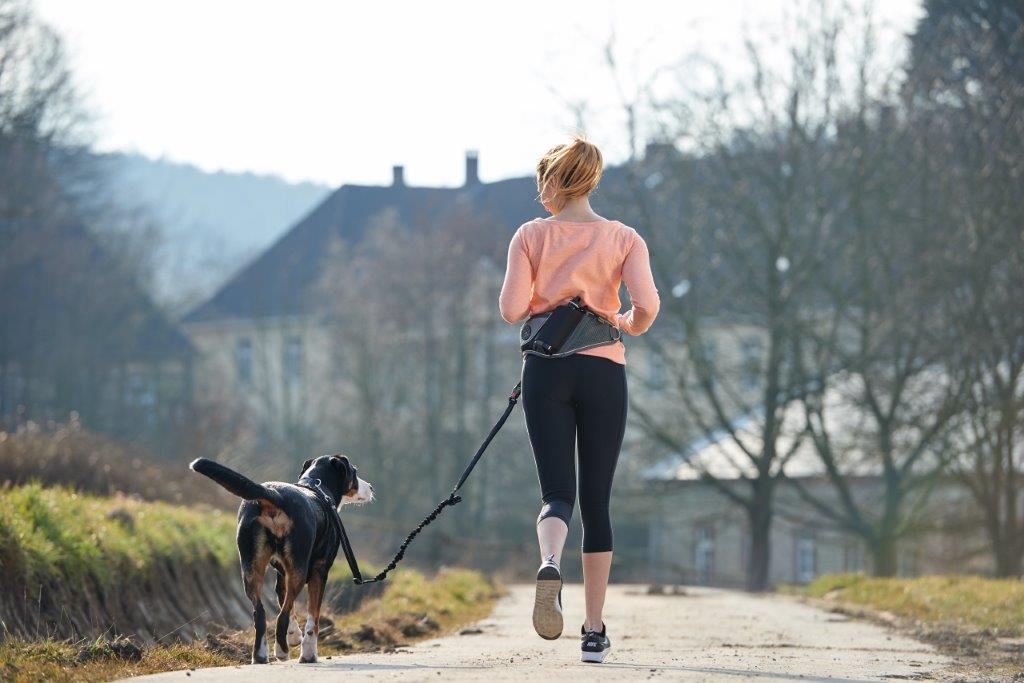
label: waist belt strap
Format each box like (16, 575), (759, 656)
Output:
(520, 304), (621, 359)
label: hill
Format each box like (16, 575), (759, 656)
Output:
(96, 153), (330, 312)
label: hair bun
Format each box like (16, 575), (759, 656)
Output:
(535, 135), (604, 211)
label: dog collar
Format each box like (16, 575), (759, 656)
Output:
(298, 477), (336, 507)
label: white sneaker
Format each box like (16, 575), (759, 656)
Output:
(532, 554), (563, 640)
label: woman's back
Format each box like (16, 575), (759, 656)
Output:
(498, 216), (660, 365)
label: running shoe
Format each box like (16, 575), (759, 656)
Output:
(580, 623), (611, 663)
(532, 554), (563, 640)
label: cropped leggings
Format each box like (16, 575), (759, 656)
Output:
(522, 353), (627, 553)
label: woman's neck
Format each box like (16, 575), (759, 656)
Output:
(549, 197), (603, 222)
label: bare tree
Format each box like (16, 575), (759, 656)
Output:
(908, 0), (1024, 576)
(623, 2), (866, 590)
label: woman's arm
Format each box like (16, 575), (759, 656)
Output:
(614, 232), (660, 335)
(498, 226), (533, 323)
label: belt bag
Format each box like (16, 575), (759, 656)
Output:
(520, 297), (622, 358)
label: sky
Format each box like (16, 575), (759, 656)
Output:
(36, 0), (924, 188)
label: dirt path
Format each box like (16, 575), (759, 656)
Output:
(129, 584), (950, 682)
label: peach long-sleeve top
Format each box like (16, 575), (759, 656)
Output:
(498, 217), (660, 365)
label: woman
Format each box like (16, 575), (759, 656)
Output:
(498, 136), (660, 663)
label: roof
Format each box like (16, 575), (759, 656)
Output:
(183, 175), (547, 323)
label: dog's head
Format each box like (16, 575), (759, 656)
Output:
(298, 454), (374, 507)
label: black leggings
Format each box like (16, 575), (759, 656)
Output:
(522, 353), (627, 553)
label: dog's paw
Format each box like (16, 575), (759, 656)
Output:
(287, 617), (302, 646)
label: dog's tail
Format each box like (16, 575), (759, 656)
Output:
(190, 458), (283, 506)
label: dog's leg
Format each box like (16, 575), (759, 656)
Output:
(275, 566), (305, 661)
(273, 566), (302, 648)
(243, 549), (272, 665)
(301, 568), (326, 664)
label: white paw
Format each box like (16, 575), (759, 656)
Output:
(299, 615), (317, 663)
(253, 635), (269, 664)
(287, 616), (302, 646)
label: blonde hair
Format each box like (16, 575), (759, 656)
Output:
(535, 135), (604, 211)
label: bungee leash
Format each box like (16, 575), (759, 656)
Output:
(324, 381), (522, 585)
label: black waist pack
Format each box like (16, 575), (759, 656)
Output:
(520, 297), (622, 358)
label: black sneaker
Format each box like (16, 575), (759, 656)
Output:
(581, 623), (611, 663)
(532, 554), (563, 640)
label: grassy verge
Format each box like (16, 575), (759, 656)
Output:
(0, 638), (236, 683)
(795, 573), (1024, 679)
(801, 573), (1024, 632)
(0, 482), (237, 592)
(0, 568), (499, 682)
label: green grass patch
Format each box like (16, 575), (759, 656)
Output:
(800, 573), (1024, 634)
(327, 567), (500, 643)
(0, 482), (237, 592)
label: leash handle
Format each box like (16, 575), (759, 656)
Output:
(347, 380), (522, 585)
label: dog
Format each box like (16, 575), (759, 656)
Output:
(190, 454), (373, 664)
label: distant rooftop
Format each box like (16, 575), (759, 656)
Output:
(183, 151), (544, 324)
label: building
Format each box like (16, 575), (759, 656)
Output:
(181, 153), (548, 447)
(638, 374), (987, 586)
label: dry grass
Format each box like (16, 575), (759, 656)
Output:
(802, 573), (1024, 634)
(0, 424), (233, 507)
(0, 637), (237, 682)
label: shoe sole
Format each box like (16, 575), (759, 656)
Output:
(581, 648), (608, 663)
(532, 565), (563, 640)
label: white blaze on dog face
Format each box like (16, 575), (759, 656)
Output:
(341, 477), (374, 506)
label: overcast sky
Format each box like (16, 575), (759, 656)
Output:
(36, 0), (923, 188)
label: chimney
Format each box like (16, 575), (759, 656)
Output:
(392, 165), (405, 187)
(464, 150), (479, 187)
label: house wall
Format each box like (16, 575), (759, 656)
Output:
(640, 478), (989, 587)
(183, 315), (345, 450)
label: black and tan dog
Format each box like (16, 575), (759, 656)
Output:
(190, 454), (373, 664)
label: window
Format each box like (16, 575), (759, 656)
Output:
(283, 335), (303, 385)
(740, 336), (763, 389)
(235, 337), (253, 386)
(796, 531), (816, 583)
(695, 525), (715, 585)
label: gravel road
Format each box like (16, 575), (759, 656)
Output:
(127, 583), (950, 682)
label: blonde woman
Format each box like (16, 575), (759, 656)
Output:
(498, 136), (660, 662)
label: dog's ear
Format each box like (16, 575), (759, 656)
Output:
(299, 457), (315, 479)
(329, 455), (356, 484)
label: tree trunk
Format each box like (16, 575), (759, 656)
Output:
(746, 501), (773, 591)
(994, 539), (1023, 578)
(870, 533), (898, 577)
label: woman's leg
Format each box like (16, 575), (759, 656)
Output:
(537, 516), (569, 565)
(582, 552), (613, 631)
(575, 355), (627, 632)
(521, 356), (577, 564)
